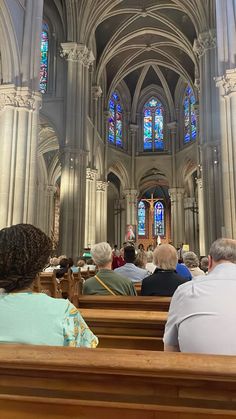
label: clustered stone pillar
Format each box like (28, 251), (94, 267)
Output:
(184, 197), (198, 254)
(84, 168), (97, 247)
(196, 178), (206, 255)
(0, 85), (41, 228)
(59, 43), (94, 258)
(96, 180), (108, 242)
(193, 30), (222, 252)
(215, 0), (236, 238)
(169, 188), (185, 247)
(124, 189), (138, 230)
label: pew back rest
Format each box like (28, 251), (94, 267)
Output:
(0, 345), (236, 418)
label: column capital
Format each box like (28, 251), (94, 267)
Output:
(129, 124), (139, 134)
(60, 43), (95, 67)
(86, 167), (97, 180)
(193, 29), (216, 58)
(96, 180), (107, 192)
(169, 187), (185, 201)
(92, 85), (103, 99)
(167, 121), (177, 133)
(0, 85), (41, 112)
(47, 185), (57, 195)
(196, 178), (203, 189)
(215, 68), (236, 96)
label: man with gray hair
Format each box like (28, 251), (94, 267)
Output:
(83, 242), (136, 295)
(164, 238), (236, 355)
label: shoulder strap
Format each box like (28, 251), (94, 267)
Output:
(94, 275), (116, 296)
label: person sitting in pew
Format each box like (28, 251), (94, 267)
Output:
(141, 244), (188, 296)
(114, 245), (149, 282)
(0, 224), (98, 348)
(164, 238), (236, 354)
(83, 242), (137, 296)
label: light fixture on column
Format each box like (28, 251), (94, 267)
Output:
(213, 147), (218, 165)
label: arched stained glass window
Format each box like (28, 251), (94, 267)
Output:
(138, 201), (146, 236)
(184, 85), (196, 144)
(143, 98), (164, 151)
(39, 22), (49, 94)
(108, 92), (123, 147)
(154, 201), (164, 236)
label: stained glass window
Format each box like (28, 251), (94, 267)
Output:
(184, 85), (196, 144)
(138, 201), (146, 236)
(39, 22), (49, 94)
(154, 201), (164, 236)
(143, 98), (164, 151)
(108, 92), (123, 147)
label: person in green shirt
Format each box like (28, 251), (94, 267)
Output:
(83, 242), (137, 296)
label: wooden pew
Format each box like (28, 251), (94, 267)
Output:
(77, 295), (171, 312)
(80, 308), (167, 351)
(1, 344), (236, 418)
(36, 272), (61, 298)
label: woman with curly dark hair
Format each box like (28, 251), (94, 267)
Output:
(0, 224), (98, 348)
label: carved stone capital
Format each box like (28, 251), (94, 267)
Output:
(86, 168), (97, 181)
(92, 86), (102, 99)
(129, 124), (139, 134)
(215, 68), (236, 96)
(193, 29), (216, 58)
(47, 185), (57, 195)
(96, 180), (107, 192)
(60, 43), (95, 67)
(0, 85), (41, 112)
(167, 121), (177, 134)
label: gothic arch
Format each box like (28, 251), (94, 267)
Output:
(107, 161), (129, 190)
(0, 1), (20, 82)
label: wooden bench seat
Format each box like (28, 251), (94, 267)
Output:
(77, 295), (171, 311)
(80, 308), (167, 351)
(1, 344), (236, 418)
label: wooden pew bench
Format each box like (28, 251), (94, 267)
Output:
(77, 295), (171, 312)
(80, 308), (167, 351)
(0, 344), (236, 418)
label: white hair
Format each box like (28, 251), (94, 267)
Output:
(91, 242), (112, 267)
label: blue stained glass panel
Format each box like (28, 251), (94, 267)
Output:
(154, 201), (164, 236)
(144, 109), (152, 150)
(108, 92), (123, 147)
(154, 108), (164, 150)
(184, 85), (196, 144)
(143, 98), (165, 151)
(138, 201), (146, 236)
(39, 23), (49, 94)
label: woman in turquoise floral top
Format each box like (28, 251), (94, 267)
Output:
(0, 224), (98, 348)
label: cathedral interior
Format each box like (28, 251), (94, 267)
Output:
(0, 0), (235, 258)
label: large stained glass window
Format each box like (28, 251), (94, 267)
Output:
(143, 98), (164, 151)
(39, 22), (49, 94)
(108, 92), (123, 147)
(184, 85), (196, 144)
(138, 201), (146, 236)
(154, 201), (164, 236)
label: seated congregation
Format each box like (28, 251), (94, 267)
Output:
(1, 224), (236, 418)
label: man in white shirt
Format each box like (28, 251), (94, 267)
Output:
(114, 245), (149, 282)
(164, 238), (236, 355)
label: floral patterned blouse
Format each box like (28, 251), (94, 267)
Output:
(0, 292), (98, 348)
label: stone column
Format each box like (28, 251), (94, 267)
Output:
(169, 188), (185, 247)
(91, 86), (102, 168)
(84, 168), (97, 247)
(167, 122), (177, 186)
(193, 30), (222, 251)
(184, 197), (198, 253)
(0, 85), (41, 228)
(129, 124), (138, 188)
(96, 180), (108, 242)
(215, 71), (236, 238)
(123, 189), (138, 227)
(196, 178), (206, 255)
(59, 43), (94, 258)
(215, 1), (236, 238)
